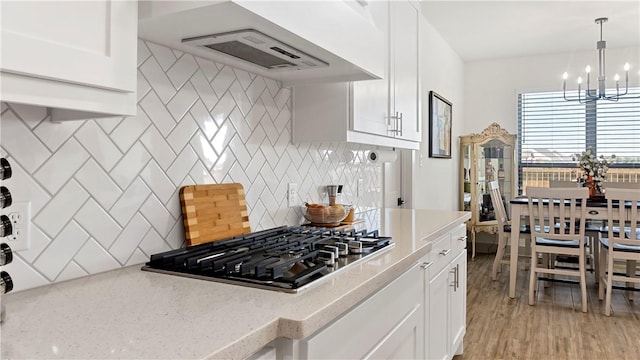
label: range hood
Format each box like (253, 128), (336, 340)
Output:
(138, 1), (384, 86)
(182, 29), (329, 71)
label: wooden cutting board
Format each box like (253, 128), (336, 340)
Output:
(180, 183), (251, 246)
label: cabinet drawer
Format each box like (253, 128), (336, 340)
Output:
(430, 232), (453, 275)
(303, 263), (422, 359)
(450, 223), (467, 254)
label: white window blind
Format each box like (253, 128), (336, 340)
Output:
(596, 95), (640, 162)
(518, 87), (640, 166)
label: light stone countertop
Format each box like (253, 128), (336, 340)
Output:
(0, 208), (470, 360)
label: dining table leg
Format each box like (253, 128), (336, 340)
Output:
(509, 204), (522, 298)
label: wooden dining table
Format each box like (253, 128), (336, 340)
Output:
(507, 196), (640, 298)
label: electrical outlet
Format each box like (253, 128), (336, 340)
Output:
(6, 201), (30, 251)
(288, 183), (298, 208)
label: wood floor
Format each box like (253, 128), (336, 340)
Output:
(456, 253), (640, 360)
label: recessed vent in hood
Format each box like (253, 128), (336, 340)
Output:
(182, 29), (328, 71)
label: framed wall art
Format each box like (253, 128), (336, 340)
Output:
(429, 91), (452, 158)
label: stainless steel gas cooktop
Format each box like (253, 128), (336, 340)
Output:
(142, 226), (394, 293)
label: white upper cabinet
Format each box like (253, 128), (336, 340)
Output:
(354, 0), (420, 142)
(0, 0), (137, 121)
(292, 0), (421, 150)
(350, 0), (390, 138)
(390, 1), (420, 142)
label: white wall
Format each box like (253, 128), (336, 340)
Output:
(464, 46), (640, 136)
(412, 15), (465, 210)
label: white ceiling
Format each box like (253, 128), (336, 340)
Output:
(420, 1), (640, 61)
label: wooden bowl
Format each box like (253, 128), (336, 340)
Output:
(304, 204), (352, 226)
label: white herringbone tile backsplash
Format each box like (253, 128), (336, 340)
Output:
(0, 40), (383, 292)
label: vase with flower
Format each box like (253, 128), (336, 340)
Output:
(584, 175), (597, 197)
(573, 148), (616, 199)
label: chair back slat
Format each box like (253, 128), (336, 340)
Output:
(527, 187), (588, 242)
(489, 181), (509, 230)
(605, 188), (640, 247)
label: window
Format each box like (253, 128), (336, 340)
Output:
(517, 87), (640, 192)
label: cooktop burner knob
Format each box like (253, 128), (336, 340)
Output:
(0, 158), (11, 180)
(0, 243), (12, 266)
(0, 186), (12, 209)
(0, 215), (12, 238)
(324, 245), (339, 259)
(335, 242), (349, 256)
(0, 271), (13, 294)
(318, 250), (336, 266)
(348, 240), (363, 254)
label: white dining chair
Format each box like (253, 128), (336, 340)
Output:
(489, 180), (531, 280)
(597, 188), (640, 316)
(527, 187), (589, 312)
(549, 181), (600, 275)
(596, 182), (640, 281)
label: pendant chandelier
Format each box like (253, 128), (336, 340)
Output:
(562, 17), (632, 103)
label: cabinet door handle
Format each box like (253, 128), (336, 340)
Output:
(420, 261), (433, 270)
(388, 112), (403, 136)
(456, 263), (460, 290)
(439, 249), (451, 256)
(458, 236), (468, 242)
(386, 113), (395, 127)
(449, 267), (456, 288)
(450, 264), (460, 291)
(394, 113), (399, 136)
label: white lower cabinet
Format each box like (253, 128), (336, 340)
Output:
(301, 262), (424, 359)
(449, 250), (467, 355)
(272, 262), (424, 359)
(425, 255), (449, 360)
(258, 223), (467, 360)
(246, 346), (277, 360)
(423, 224), (467, 360)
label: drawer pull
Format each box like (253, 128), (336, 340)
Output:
(588, 210), (599, 215)
(439, 249), (451, 256)
(457, 236), (467, 242)
(421, 261), (433, 270)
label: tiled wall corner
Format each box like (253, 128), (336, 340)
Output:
(0, 40), (383, 292)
